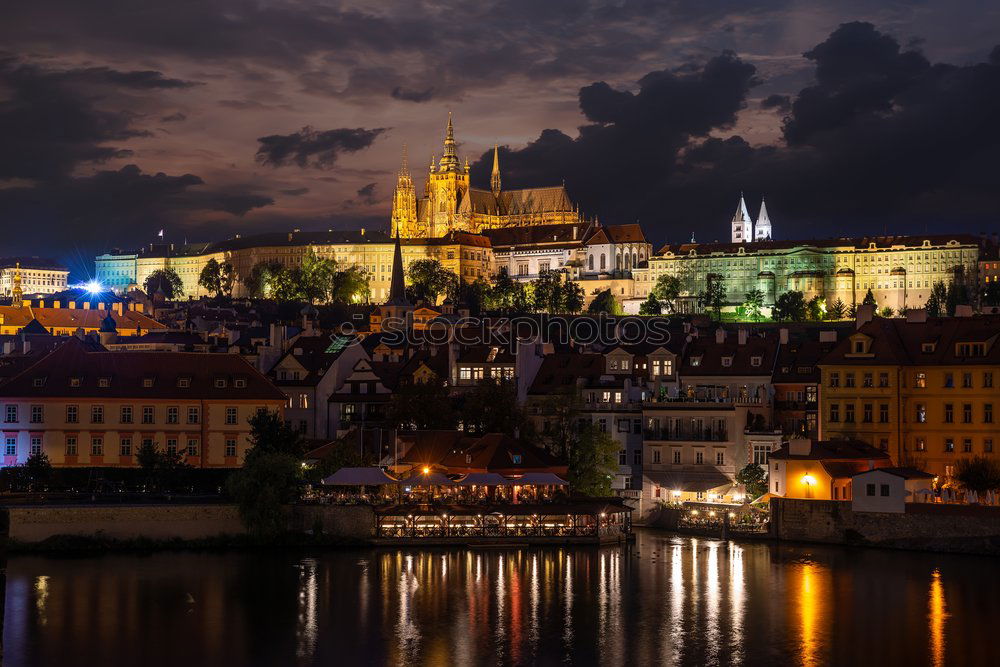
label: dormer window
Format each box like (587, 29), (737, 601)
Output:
(751, 356), (762, 367)
(921, 342), (935, 353)
(32, 377), (46, 387)
(721, 357), (733, 368)
(143, 378), (155, 388)
(853, 341), (865, 354)
(98, 377), (111, 388)
(177, 377), (191, 388)
(70, 377), (81, 387)
(234, 378), (247, 388)
(214, 378), (227, 389)
(690, 356), (702, 367)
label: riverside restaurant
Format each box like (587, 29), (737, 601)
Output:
(321, 467), (633, 545)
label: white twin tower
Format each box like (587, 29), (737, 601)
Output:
(730, 194), (772, 243)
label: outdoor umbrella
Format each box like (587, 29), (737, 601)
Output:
(512, 472), (569, 486)
(457, 472), (511, 486)
(322, 467), (399, 486)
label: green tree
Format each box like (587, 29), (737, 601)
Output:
(945, 279), (971, 316)
(245, 261), (282, 299)
(407, 259), (457, 303)
(862, 288), (877, 307)
(387, 377), (457, 430)
(773, 290), (807, 322)
(198, 258), (224, 297)
(530, 270), (565, 313)
(879, 306), (895, 318)
(736, 463), (768, 502)
(299, 249), (337, 302)
(486, 271), (528, 312)
(567, 425), (618, 497)
(954, 456), (1000, 494)
(638, 292), (662, 315)
(144, 268), (184, 299)
(698, 278), (727, 321)
(462, 378), (526, 435)
(743, 288), (764, 322)
(534, 392), (582, 458)
(807, 296), (825, 321)
(588, 289), (622, 315)
(24, 452), (53, 491)
(330, 266), (370, 304)
(247, 409), (306, 458)
(925, 281), (947, 317)
(226, 451), (302, 539)
(828, 298), (847, 320)
(269, 266), (304, 302)
(562, 281), (585, 314)
(652, 274), (681, 314)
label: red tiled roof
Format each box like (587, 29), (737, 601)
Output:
(0, 336), (286, 400)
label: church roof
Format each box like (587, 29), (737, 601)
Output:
(461, 186), (574, 216)
(384, 234), (410, 307)
(483, 222), (591, 248)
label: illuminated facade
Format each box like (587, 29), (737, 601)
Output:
(0, 259), (69, 298)
(819, 314), (1000, 478)
(390, 114), (580, 238)
(634, 234), (981, 313)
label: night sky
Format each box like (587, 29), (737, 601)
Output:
(2, 1), (999, 276)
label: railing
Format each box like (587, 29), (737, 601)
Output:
(375, 516), (627, 539)
(644, 428), (728, 442)
(582, 401), (643, 411)
(645, 396), (768, 407)
(774, 401), (818, 411)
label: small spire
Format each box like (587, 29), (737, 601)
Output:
(439, 112), (459, 170)
(490, 143), (502, 194)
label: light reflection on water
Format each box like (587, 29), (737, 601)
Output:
(2, 530), (998, 666)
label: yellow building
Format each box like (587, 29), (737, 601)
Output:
(768, 438), (891, 500)
(819, 314), (1000, 478)
(0, 301), (163, 336)
(390, 114), (580, 238)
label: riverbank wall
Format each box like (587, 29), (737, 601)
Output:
(771, 498), (1000, 555)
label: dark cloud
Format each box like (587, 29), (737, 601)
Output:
(760, 93), (791, 113)
(391, 86), (436, 103)
(473, 23), (1000, 241)
(255, 126), (387, 169)
(0, 165), (273, 259)
(160, 112), (187, 122)
(356, 182), (377, 204)
(279, 187), (310, 196)
(471, 51), (759, 225)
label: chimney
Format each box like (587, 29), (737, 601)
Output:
(113, 302), (123, 315)
(83, 302), (91, 310)
(738, 328), (748, 345)
(68, 302), (76, 309)
(788, 438), (812, 456)
(779, 328), (789, 345)
(906, 308), (927, 323)
(954, 304), (973, 318)
(52, 301), (60, 309)
(855, 303), (875, 328)
(715, 328), (725, 344)
(360, 228), (365, 236)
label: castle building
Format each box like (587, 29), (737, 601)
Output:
(730, 195), (753, 244)
(1, 259), (69, 298)
(754, 199), (772, 241)
(390, 114), (580, 238)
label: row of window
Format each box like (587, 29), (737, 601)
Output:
(458, 367), (515, 381)
(915, 402), (993, 424)
(911, 437), (994, 454)
(5, 405), (242, 425)
(4, 436), (240, 458)
(648, 448), (726, 466)
(829, 370), (994, 389)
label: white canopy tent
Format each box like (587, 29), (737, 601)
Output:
(322, 467), (400, 486)
(456, 472), (512, 486)
(510, 472), (569, 486)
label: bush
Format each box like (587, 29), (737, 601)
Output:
(226, 451), (304, 539)
(955, 456), (1000, 493)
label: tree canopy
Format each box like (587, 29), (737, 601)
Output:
(407, 259), (457, 304)
(587, 289), (622, 315)
(567, 425), (618, 497)
(144, 268), (184, 299)
(773, 290), (807, 322)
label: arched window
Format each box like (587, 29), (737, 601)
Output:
(600, 254), (606, 271)
(588, 255), (594, 270)
(624, 254), (631, 270)
(616, 254), (622, 271)
(439, 201), (446, 212)
(633, 252), (638, 267)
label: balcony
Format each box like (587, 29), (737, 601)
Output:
(644, 426), (729, 442)
(583, 401), (643, 412)
(774, 400), (818, 411)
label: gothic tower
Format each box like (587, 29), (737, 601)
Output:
(426, 113), (470, 237)
(731, 194), (752, 243)
(754, 198), (772, 241)
(490, 144), (502, 195)
(390, 146), (418, 237)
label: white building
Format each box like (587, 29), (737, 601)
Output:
(851, 467), (935, 513)
(1, 260), (69, 298)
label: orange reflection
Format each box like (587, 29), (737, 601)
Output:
(929, 569), (947, 667)
(796, 563), (827, 667)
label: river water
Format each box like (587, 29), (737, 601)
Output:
(3, 529), (997, 666)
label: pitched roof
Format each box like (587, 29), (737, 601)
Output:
(0, 305), (163, 332)
(528, 353), (604, 394)
(819, 316), (1000, 366)
(397, 431), (565, 473)
(0, 257), (68, 271)
(483, 222), (591, 248)
(0, 336), (285, 400)
(680, 330), (779, 376)
(854, 466), (934, 480)
(768, 439), (891, 461)
(604, 224), (647, 244)
(656, 233), (981, 257)
(269, 333), (357, 386)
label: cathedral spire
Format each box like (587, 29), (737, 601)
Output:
(385, 232), (409, 306)
(438, 112), (459, 171)
(754, 197), (772, 241)
(731, 192), (752, 243)
(491, 143), (502, 194)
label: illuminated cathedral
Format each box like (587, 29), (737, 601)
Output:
(390, 114), (581, 238)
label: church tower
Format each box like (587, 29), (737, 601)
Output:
(390, 146), (418, 237)
(731, 194), (752, 243)
(754, 198), (772, 241)
(426, 113), (470, 237)
(11, 262), (23, 305)
(490, 144), (502, 195)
